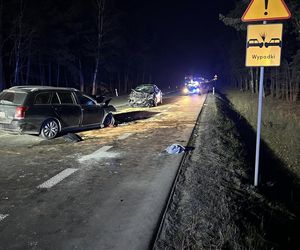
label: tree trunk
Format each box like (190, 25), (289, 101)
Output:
(249, 68), (254, 93)
(14, 37), (21, 86)
(118, 72), (121, 94)
(48, 62), (52, 85)
(56, 63), (60, 86)
(0, 0), (5, 90)
(13, 0), (24, 86)
(39, 56), (43, 85)
(92, 58), (99, 95)
(294, 76), (300, 101)
(286, 72), (289, 102)
(78, 59), (84, 92)
(270, 69), (275, 98)
(255, 68), (259, 93)
(25, 39), (31, 85)
(124, 71), (129, 93)
(92, 0), (106, 96)
(275, 68), (279, 99)
(64, 70), (68, 87)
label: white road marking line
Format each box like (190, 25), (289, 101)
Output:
(0, 214), (9, 222)
(117, 133), (133, 140)
(37, 168), (78, 189)
(78, 146), (115, 163)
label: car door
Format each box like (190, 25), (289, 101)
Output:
(75, 93), (104, 126)
(51, 91), (81, 128)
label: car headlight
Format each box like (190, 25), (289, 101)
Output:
(183, 88), (189, 94)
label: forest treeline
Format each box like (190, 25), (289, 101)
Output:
(0, 0), (154, 95)
(220, 0), (300, 102)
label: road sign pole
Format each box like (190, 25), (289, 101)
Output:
(242, 0), (291, 187)
(254, 65), (264, 186)
(254, 20), (267, 187)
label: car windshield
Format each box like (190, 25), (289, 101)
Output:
(135, 85), (154, 94)
(0, 91), (27, 105)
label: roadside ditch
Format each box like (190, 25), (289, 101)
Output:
(153, 93), (300, 249)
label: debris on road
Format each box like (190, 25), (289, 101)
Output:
(63, 133), (83, 143)
(165, 144), (185, 154)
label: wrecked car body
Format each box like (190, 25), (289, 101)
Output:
(128, 84), (162, 107)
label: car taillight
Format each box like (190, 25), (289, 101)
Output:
(15, 106), (28, 119)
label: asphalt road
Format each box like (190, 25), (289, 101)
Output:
(0, 93), (206, 250)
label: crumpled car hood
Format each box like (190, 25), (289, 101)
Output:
(128, 89), (154, 107)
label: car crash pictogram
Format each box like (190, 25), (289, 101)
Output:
(247, 39), (264, 48)
(265, 38), (282, 48)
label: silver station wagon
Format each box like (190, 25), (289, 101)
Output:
(0, 86), (115, 139)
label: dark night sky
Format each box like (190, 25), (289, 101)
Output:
(116, 0), (237, 85)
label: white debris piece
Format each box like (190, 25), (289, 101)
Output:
(0, 214), (9, 222)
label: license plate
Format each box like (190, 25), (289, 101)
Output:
(0, 112), (5, 118)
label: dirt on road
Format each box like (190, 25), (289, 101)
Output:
(154, 94), (300, 250)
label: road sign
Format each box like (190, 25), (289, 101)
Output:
(242, 0), (291, 22)
(246, 23), (283, 67)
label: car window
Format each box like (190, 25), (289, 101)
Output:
(57, 92), (74, 104)
(51, 93), (60, 104)
(34, 92), (51, 105)
(135, 85), (154, 93)
(77, 95), (96, 106)
(0, 91), (27, 105)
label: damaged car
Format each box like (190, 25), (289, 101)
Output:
(0, 86), (116, 139)
(128, 84), (163, 107)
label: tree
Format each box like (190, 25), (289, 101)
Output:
(0, 0), (5, 90)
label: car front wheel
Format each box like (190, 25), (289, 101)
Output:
(40, 119), (60, 139)
(103, 113), (115, 127)
(152, 99), (157, 107)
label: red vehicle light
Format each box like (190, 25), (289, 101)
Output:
(15, 106), (28, 119)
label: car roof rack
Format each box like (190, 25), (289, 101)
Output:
(9, 86), (79, 92)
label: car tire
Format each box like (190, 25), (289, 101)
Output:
(153, 99), (157, 107)
(103, 113), (115, 127)
(40, 119), (60, 139)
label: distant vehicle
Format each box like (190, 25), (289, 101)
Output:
(183, 81), (201, 95)
(0, 86), (115, 139)
(247, 39), (264, 48)
(265, 38), (282, 48)
(128, 84), (162, 107)
(183, 75), (203, 95)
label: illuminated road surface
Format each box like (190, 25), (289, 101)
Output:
(0, 93), (206, 250)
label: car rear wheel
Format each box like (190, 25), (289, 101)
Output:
(103, 113), (115, 127)
(40, 119), (60, 139)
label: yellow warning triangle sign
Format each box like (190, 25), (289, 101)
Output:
(242, 0), (291, 22)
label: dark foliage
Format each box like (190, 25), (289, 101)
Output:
(0, 0), (154, 94)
